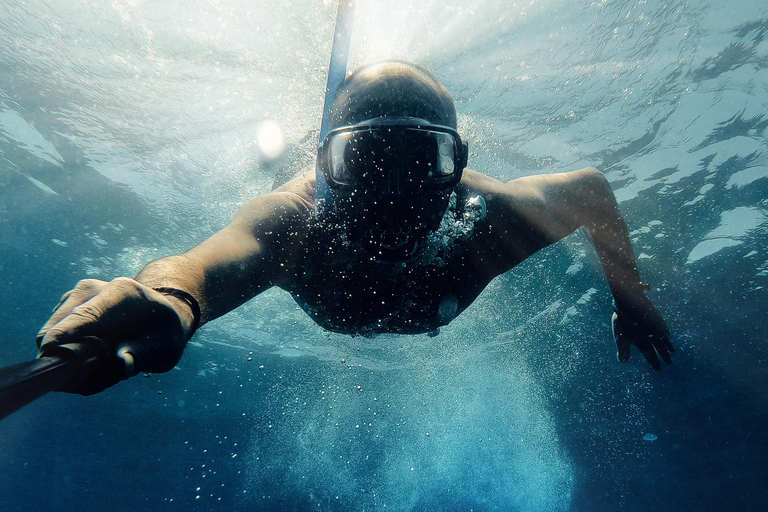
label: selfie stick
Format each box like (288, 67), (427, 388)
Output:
(0, 341), (104, 421)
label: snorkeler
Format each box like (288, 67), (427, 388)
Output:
(36, 61), (673, 395)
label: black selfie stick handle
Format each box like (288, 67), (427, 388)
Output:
(0, 341), (104, 421)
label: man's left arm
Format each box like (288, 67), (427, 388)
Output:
(499, 167), (673, 370)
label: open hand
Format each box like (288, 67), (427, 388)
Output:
(611, 296), (673, 371)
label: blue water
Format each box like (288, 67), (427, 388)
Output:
(1, 0), (767, 510)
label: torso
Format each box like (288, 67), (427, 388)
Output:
(274, 170), (546, 336)
(286, 225), (483, 335)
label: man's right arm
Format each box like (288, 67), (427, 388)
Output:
(135, 189), (311, 327)
(36, 181), (313, 394)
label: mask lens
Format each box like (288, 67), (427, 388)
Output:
(395, 129), (457, 184)
(329, 129), (395, 185)
(327, 127), (459, 188)
(329, 132), (355, 185)
(432, 131), (456, 179)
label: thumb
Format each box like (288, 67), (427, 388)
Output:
(115, 327), (186, 375)
(612, 312), (631, 363)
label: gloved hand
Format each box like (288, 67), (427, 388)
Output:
(36, 277), (194, 395)
(611, 294), (673, 371)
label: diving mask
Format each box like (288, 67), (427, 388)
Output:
(317, 116), (468, 192)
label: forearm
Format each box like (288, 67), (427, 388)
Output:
(133, 188), (308, 333)
(134, 253), (208, 337)
(506, 168), (671, 368)
(579, 176), (673, 368)
(577, 172), (647, 308)
(135, 256), (260, 328)
(134, 222), (282, 329)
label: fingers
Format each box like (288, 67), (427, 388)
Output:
(612, 310), (673, 371)
(645, 310), (674, 368)
(37, 279), (108, 349)
(662, 332), (675, 354)
(51, 290), (72, 313)
(39, 298), (109, 352)
(38, 277), (154, 351)
(647, 314), (673, 366)
(35, 278), (188, 395)
(637, 340), (662, 371)
(655, 337), (673, 366)
(635, 332), (673, 370)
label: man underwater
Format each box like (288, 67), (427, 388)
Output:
(37, 61), (673, 395)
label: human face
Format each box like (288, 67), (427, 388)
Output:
(319, 117), (466, 192)
(318, 117), (468, 260)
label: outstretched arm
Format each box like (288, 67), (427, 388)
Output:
(36, 180), (313, 394)
(491, 167), (673, 370)
(134, 189), (310, 326)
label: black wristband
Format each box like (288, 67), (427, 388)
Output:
(153, 287), (201, 338)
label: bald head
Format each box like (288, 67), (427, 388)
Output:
(330, 61), (457, 129)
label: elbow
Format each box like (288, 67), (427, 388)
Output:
(563, 168), (619, 229)
(575, 167), (613, 199)
(578, 166), (607, 184)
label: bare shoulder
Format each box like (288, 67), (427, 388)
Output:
(231, 174), (316, 228)
(459, 167), (603, 204)
(457, 167), (607, 243)
(272, 172), (317, 201)
(458, 168), (508, 195)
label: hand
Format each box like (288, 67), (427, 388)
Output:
(37, 277), (190, 395)
(611, 296), (673, 371)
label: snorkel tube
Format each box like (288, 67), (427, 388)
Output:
(316, 0), (356, 211)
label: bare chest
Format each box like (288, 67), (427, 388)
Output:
(285, 229), (497, 336)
